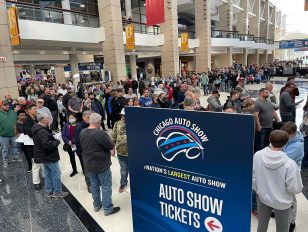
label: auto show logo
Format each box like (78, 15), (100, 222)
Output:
(154, 118), (208, 161)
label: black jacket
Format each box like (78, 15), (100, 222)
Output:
(23, 114), (37, 138)
(75, 120), (89, 155)
(62, 93), (72, 110)
(111, 97), (125, 122)
(32, 123), (60, 163)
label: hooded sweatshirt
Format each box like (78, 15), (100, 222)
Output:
(284, 131), (304, 168)
(207, 95), (222, 112)
(253, 147), (303, 210)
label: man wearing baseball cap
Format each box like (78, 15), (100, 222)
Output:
(0, 100), (22, 168)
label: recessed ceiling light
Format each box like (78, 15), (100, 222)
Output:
(80, 4), (85, 8)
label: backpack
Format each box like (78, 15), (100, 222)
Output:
(223, 99), (234, 110)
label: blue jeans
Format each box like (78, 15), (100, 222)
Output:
(255, 128), (272, 152)
(280, 114), (294, 123)
(252, 190), (257, 211)
(0, 136), (18, 162)
(88, 168), (113, 215)
(118, 155), (129, 187)
(202, 84), (209, 95)
(43, 162), (62, 193)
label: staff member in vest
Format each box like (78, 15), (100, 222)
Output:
(80, 113), (120, 215)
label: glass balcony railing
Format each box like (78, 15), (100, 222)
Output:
(6, 1), (99, 28)
(122, 20), (160, 35)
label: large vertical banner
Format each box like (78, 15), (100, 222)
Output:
(146, 0), (165, 26)
(125, 24), (135, 50)
(7, 6), (21, 46)
(181, 33), (189, 51)
(126, 108), (254, 232)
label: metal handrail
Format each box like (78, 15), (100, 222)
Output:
(122, 20), (160, 35)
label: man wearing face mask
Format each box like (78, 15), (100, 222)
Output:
(80, 113), (120, 215)
(32, 112), (69, 198)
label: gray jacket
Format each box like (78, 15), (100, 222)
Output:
(279, 91), (297, 115)
(207, 96), (223, 112)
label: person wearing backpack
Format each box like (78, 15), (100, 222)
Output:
(223, 90), (242, 113)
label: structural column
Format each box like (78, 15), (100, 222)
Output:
(61, 0), (73, 25)
(160, 0), (179, 76)
(69, 54), (79, 90)
(98, 0), (126, 82)
(0, 0), (19, 98)
(125, 0), (137, 80)
(248, 0), (260, 64)
(29, 65), (36, 79)
(217, 0), (233, 67)
(236, 0), (249, 65)
(55, 65), (66, 84)
(195, 0), (211, 72)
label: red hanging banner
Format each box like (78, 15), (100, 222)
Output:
(146, 0), (165, 26)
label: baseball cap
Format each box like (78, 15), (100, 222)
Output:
(2, 100), (9, 105)
(238, 77), (245, 81)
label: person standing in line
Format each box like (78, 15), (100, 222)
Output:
(75, 110), (92, 193)
(62, 114), (84, 177)
(112, 109), (129, 193)
(253, 130), (303, 232)
(68, 92), (83, 121)
(280, 77), (300, 122)
(36, 99), (53, 127)
(22, 104), (37, 174)
(57, 93), (66, 131)
(206, 90), (222, 112)
(80, 113), (120, 215)
(32, 112), (69, 198)
(300, 115), (308, 169)
(281, 122), (304, 232)
(279, 83), (303, 123)
(0, 100), (21, 168)
(255, 88), (280, 152)
(200, 72), (209, 96)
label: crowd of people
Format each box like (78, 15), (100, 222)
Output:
(0, 61), (307, 229)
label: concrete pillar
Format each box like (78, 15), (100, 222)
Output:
(249, 0), (260, 37)
(259, 52), (268, 64)
(98, 0), (126, 82)
(248, 51), (259, 65)
(61, 0), (73, 25)
(55, 65), (66, 84)
(217, 0), (233, 68)
(236, 48), (248, 66)
(218, 0), (233, 31)
(219, 47), (233, 68)
(260, 0), (269, 39)
(29, 65), (36, 79)
(0, 0), (19, 98)
(237, 0), (249, 34)
(161, 0), (179, 76)
(129, 55), (137, 80)
(195, 0), (211, 72)
(125, 0), (137, 80)
(69, 54), (79, 90)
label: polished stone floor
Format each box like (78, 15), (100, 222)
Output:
(0, 76), (308, 232)
(0, 159), (101, 232)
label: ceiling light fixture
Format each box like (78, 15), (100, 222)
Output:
(80, 4), (85, 8)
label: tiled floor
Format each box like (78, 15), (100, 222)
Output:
(0, 76), (307, 232)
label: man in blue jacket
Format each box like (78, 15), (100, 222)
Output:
(281, 122), (304, 232)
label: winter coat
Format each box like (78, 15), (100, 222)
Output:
(32, 123), (60, 163)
